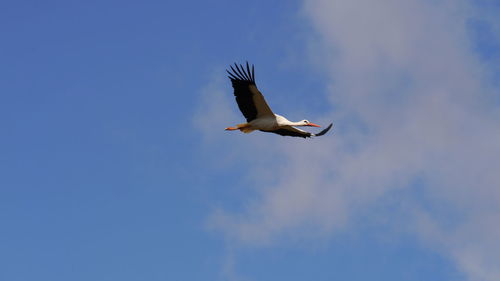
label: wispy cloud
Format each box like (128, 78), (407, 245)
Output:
(198, 1), (500, 280)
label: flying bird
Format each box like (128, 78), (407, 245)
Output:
(225, 62), (333, 138)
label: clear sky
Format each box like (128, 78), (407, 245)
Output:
(1, 1), (500, 281)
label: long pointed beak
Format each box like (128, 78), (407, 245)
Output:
(308, 123), (321, 127)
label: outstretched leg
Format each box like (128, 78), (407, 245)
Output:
(225, 123), (254, 133)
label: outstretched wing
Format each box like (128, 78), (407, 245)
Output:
(314, 123), (333, 136)
(262, 123), (334, 138)
(227, 62), (274, 122)
(262, 126), (312, 138)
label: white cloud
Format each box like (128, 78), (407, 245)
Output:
(199, 1), (500, 280)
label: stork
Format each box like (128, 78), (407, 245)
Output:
(225, 62), (333, 138)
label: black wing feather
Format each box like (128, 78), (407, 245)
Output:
(236, 63), (250, 80)
(227, 63), (258, 122)
(230, 65), (245, 80)
(226, 70), (239, 80)
(261, 123), (333, 138)
(261, 129), (312, 138)
(246, 62), (252, 81)
(315, 123), (333, 136)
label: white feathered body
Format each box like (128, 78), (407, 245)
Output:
(249, 114), (291, 131)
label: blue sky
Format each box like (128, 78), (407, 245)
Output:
(1, 1), (500, 281)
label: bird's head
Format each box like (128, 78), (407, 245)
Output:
(301, 120), (321, 127)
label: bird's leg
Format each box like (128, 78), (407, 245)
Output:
(225, 123), (253, 133)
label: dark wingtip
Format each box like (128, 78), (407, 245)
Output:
(314, 123), (333, 137)
(245, 61), (254, 82)
(227, 61), (256, 83)
(229, 65), (244, 80)
(226, 69), (238, 80)
(239, 63), (250, 80)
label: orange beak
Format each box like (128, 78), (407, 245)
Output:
(308, 123), (321, 127)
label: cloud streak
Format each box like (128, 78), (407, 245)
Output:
(199, 1), (500, 280)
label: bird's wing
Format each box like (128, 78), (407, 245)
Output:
(227, 62), (274, 122)
(263, 126), (312, 138)
(314, 123), (333, 136)
(262, 123), (334, 138)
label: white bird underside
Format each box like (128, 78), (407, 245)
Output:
(225, 62), (333, 138)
